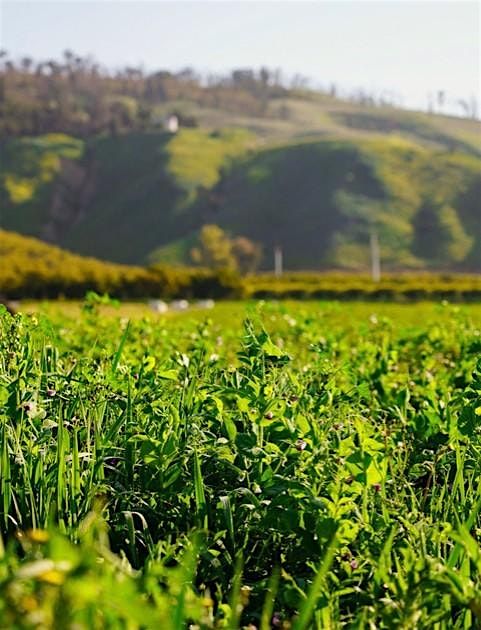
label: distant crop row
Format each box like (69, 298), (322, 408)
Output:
(2, 229), (481, 302)
(247, 273), (481, 301)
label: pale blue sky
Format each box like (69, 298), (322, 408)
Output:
(1, 1), (479, 114)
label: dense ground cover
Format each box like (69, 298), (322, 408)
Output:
(1, 299), (481, 628)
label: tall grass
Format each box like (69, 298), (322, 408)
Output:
(1, 299), (481, 627)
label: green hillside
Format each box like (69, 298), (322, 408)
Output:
(180, 136), (481, 270)
(147, 91), (481, 154)
(1, 89), (480, 270)
(0, 134), (85, 235)
(0, 129), (256, 264)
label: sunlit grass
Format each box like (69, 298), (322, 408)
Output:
(2, 299), (481, 627)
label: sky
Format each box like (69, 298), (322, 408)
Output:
(1, 0), (480, 115)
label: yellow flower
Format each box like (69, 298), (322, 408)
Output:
(38, 570), (65, 585)
(26, 529), (49, 544)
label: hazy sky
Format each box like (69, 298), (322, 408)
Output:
(1, 0), (479, 114)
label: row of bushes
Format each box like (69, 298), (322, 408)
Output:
(4, 268), (481, 302)
(2, 230), (481, 301)
(1, 230), (244, 299)
(2, 264), (244, 300)
(245, 273), (481, 301)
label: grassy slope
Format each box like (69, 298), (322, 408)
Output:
(0, 134), (85, 234)
(1, 94), (480, 269)
(0, 229), (149, 296)
(0, 129), (255, 264)
(164, 137), (481, 270)
(61, 132), (182, 263)
(150, 92), (481, 152)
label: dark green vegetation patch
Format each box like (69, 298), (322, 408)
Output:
(1, 301), (481, 627)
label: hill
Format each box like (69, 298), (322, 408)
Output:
(0, 229), (154, 298)
(1, 55), (480, 271)
(178, 136), (481, 271)
(2, 127), (480, 271)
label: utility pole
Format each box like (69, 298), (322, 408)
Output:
(370, 231), (381, 282)
(274, 245), (283, 277)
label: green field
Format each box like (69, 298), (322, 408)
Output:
(2, 299), (481, 628)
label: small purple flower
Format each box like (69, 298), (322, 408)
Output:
(23, 402), (34, 412)
(350, 559), (358, 570)
(46, 388), (56, 397)
(295, 439), (307, 451)
(264, 411), (274, 420)
(373, 483), (382, 493)
(272, 613), (282, 627)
